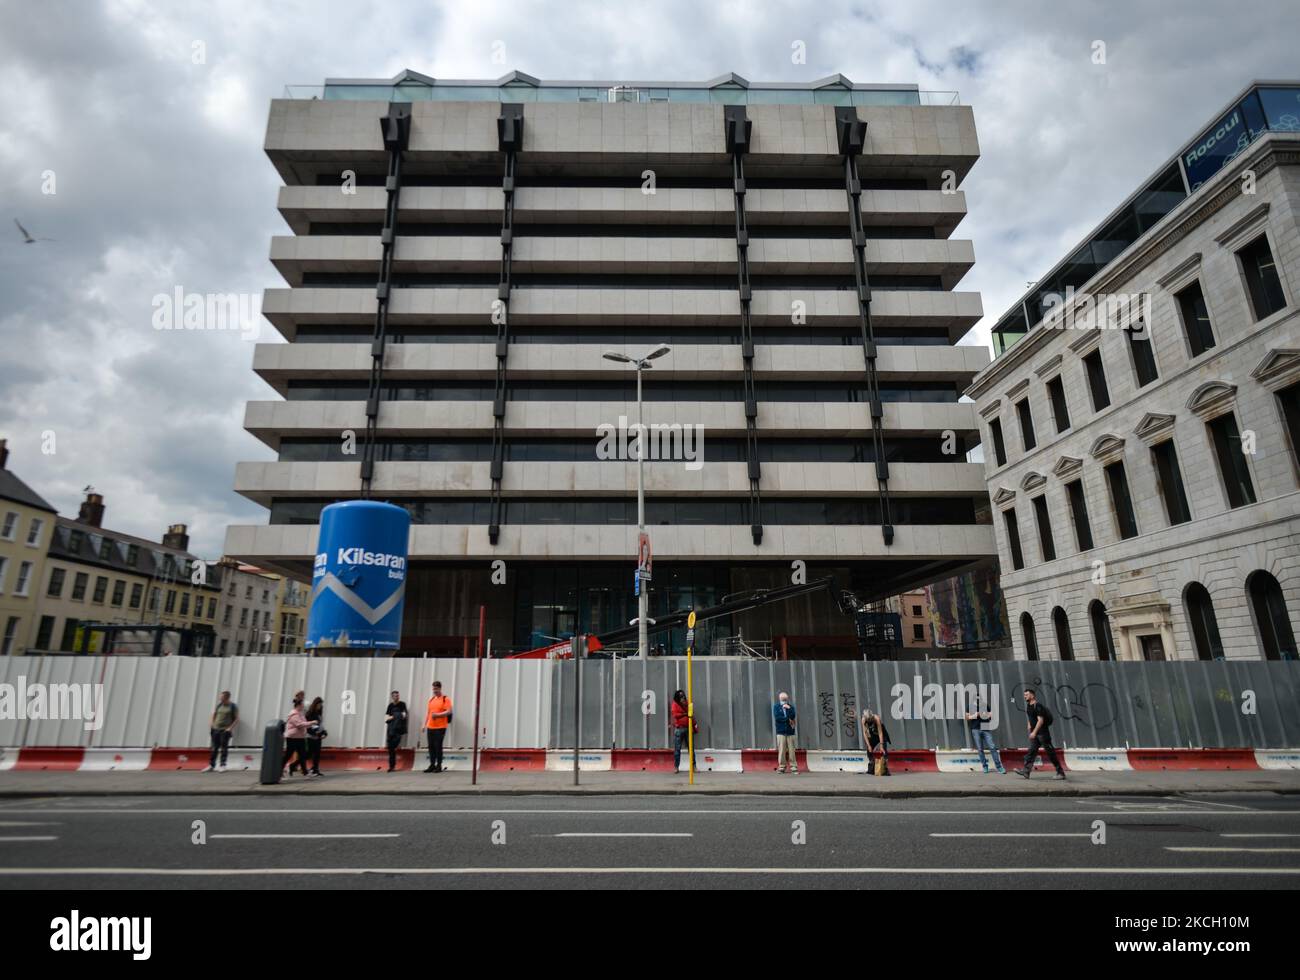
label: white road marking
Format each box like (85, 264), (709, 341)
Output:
(0, 836), (58, 842)
(550, 832), (692, 838)
(930, 833), (1090, 838)
(2, 806), (1290, 816)
(210, 833), (400, 840)
(1165, 846), (1300, 853)
(1160, 796), (1254, 810)
(1, 865), (1298, 877)
(1220, 833), (1300, 838)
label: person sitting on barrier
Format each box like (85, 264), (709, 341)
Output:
(860, 707), (891, 776)
(773, 692), (798, 774)
(965, 692), (1005, 775)
(1012, 688), (1066, 781)
(424, 681), (453, 773)
(283, 695), (311, 777)
(305, 696), (326, 778)
(203, 691), (238, 773)
(384, 691), (408, 772)
(670, 689), (698, 773)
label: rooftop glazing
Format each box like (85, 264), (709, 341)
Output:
(990, 82), (1300, 357)
(283, 70), (958, 106)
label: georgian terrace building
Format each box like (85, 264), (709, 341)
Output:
(967, 82), (1300, 663)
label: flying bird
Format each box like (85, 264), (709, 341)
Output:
(13, 218), (55, 244)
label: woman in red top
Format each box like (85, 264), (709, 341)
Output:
(670, 690), (698, 774)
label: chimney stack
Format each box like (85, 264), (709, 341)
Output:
(162, 523), (190, 551)
(0, 438), (8, 470)
(78, 492), (105, 528)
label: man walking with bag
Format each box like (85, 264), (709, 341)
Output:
(384, 690), (408, 772)
(1013, 687), (1065, 780)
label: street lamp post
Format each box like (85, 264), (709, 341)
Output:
(603, 345), (671, 660)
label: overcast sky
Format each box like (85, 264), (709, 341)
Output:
(1, 0), (1295, 556)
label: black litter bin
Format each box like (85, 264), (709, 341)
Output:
(260, 719), (286, 784)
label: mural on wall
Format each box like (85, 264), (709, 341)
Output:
(924, 565), (1009, 648)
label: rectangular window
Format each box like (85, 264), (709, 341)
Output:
(236, 640), (245, 656)
(15, 562), (33, 596)
(911, 605), (922, 617)
(1238, 235), (1286, 321)
(126, 544), (139, 566)
(92, 576), (107, 603)
(239, 608), (248, 627)
(60, 618), (80, 652)
(72, 572), (88, 601)
(1105, 461), (1139, 540)
(0, 556), (7, 593)
(912, 623), (925, 641)
(1083, 350), (1110, 411)
(164, 590), (177, 614)
(1280, 380), (1300, 477)
(148, 588), (160, 612)
(219, 639), (228, 657)
(1177, 281), (1215, 357)
(111, 580), (126, 606)
(1046, 376), (1071, 433)
(47, 567), (65, 597)
(1031, 495), (1056, 562)
(1, 617), (18, 656)
(1151, 440), (1192, 525)
(988, 417), (1007, 467)
(179, 593), (190, 617)
(1015, 398), (1037, 451)
(1066, 480), (1094, 551)
(25, 518), (45, 547)
(223, 605), (232, 625)
(1208, 413), (1257, 508)
(1003, 508), (1025, 571)
(208, 597), (218, 618)
(1, 511), (17, 540)
(129, 583), (143, 609)
(1127, 321), (1159, 387)
(35, 615), (55, 650)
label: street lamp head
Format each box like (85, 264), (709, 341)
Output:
(602, 351), (634, 364)
(645, 345), (671, 361)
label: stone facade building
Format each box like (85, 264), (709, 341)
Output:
(968, 82), (1300, 662)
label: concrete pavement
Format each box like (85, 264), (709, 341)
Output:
(1, 767), (1299, 796)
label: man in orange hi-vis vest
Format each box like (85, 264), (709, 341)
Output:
(424, 680), (453, 773)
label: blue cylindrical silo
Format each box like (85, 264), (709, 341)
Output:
(305, 501), (411, 651)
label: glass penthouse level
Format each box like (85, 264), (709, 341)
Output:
(992, 82), (1300, 356)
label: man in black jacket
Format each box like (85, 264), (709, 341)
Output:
(1013, 688), (1066, 780)
(384, 691), (408, 772)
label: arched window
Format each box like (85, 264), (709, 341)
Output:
(1020, 612), (1039, 661)
(1052, 607), (1075, 660)
(1185, 583), (1224, 661)
(1247, 571), (1297, 661)
(1089, 600), (1116, 661)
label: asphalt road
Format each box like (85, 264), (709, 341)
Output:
(1, 792), (1298, 889)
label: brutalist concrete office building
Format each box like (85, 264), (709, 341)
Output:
(225, 71), (995, 656)
(968, 82), (1300, 663)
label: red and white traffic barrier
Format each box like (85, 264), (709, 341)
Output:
(1, 746), (1297, 773)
